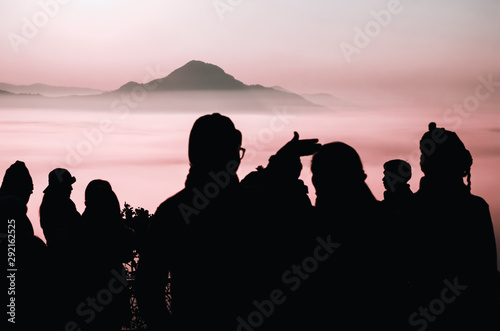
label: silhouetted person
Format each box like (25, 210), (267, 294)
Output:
(136, 113), (319, 330)
(308, 143), (403, 330)
(408, 123), (499, 330)
(40, 168), (81, 247)
(380, 159), (414, 328)
(382, 159), (413, 209)
(1, 161), (36, 237)
(0, 161), (48, 330)
(39, 168), (82, 330)
(76, 179), (134, 331)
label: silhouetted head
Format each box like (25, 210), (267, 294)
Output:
(0, 161), (33, 203)
(188, 113), (242, 171)
(383, 159), (412, 193)
(43, 168), (76, 197)
(84, 179), (120, 216)
(419, 122), (472, 188)
(311, 142), (367, 197)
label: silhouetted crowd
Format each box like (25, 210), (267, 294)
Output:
(1, 114), (499, 331)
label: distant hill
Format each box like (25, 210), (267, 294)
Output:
(116, 60), (248, 93)
(271, 86), (294, 93)
(0, 82), (104, 97)
(0, 61), (326, 111)
(0, 89), (14, 95)
(154, 60), (248, 91)
(301, 93), (357, 108)
(111, 60), (317, 107)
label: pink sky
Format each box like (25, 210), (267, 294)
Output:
(0, 0), (499, 97)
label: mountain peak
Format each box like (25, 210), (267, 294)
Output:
(110, 60), (319, 109)
(149, 60), (246, 91)
(180, 60), (224, 72)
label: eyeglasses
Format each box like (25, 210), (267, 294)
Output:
(239, 147), (246, 160)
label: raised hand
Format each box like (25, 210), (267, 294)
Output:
(275, 131), (321, 158)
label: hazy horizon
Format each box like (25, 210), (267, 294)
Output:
(2, 103), (500, 267)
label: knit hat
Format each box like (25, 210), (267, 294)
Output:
(0, 160), (33, 197)
(419, 122), (472, 185)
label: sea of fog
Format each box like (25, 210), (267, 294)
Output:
(1, 106), (500, 266)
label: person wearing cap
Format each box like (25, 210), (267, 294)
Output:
(40, 168), (81, 248)
(408, 123), (499, 330)
(39, 168), (82, 330)
(136, 113), (320, 330)
(0, 161), (49, 330)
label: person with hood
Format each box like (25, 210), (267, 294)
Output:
(408, 123), (499, 330)
(0, 161), (48, 330)
(307, 142), (403, 330)
(39, 168), (83, 330)
(76, 179), (134, 331)
(39, 168), (81, 248)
